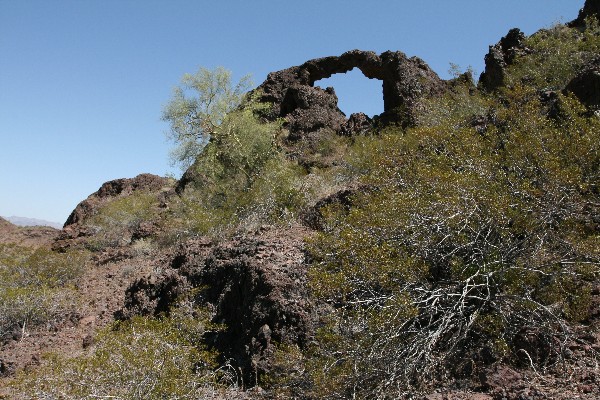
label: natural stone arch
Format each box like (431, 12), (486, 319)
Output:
(255, 49), (446, 137)
(313, 67), (384, 118)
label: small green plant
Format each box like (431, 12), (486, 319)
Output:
(83, 191), (160, 250)
(0, 245), (87, 341)
(8, 303), (229, 399)
(505, 17), (600, 90)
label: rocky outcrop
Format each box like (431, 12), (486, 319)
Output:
(341, 112), (373, 136)
(64, 173), (172, 227)
(0, 217), (59, 248)
(569, 0), (600, 27)
(255, 49), (446, 135)
(118, 226), (313, 386)
(479, 28), (528, 91)
(565, 57), (600, 109)
(52, 174), (173, 252)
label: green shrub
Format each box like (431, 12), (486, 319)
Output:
(505, 17), (600, 90)
(84, 191), (160, 250)
(306, 82), (600, 397)
(0, 245), (86, 341)
(8, 303), (229, 399)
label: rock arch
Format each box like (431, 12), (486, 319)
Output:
(255, 49), (446, 137)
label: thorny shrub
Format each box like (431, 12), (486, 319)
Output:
(0, 245), (87, 342)
(306, 78), (600, 397)
(7, 300), (234, 399)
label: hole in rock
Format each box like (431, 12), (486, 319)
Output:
(314, 68), (384, 118)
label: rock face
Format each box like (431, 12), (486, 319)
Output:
(118, 226), (313, 386)
(569, 0), (600, 27)
(479, 28), (527, 91)
(341, 112), (373, 136)
(565, 57), (600, 109)
(64, 173), (172, 227)
(53, 173), (173, 252)
(255, 49), (446, 135)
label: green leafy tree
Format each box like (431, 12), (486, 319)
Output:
(162, 67), (253, 171)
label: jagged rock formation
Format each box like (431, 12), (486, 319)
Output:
(481, 0), (600, 92)
(565, 57), (600, 109)
(255, 49), (446, 135)
(64, 173), (172, 227)
(340, 111), (373, 136)
(53, 173), (173, 251)
(118, 226), (312, 386)
(569, 0), (600, 27)
(479, 28), (528, 91)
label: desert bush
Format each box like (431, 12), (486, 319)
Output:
(0, 245), (86, 341)
(164, 97), (317, 237)
(9, 302), (230, 399)
(83, 191), (160, 250)
(306, 82), (600, 398)
(505, 17), (600, 90)
(162, 66), (253, 171)
(417, 74), (489, 128)
(168, 155), (307, 237)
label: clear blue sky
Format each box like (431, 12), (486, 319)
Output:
(0, 0), (583, 224)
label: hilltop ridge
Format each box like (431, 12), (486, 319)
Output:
(2, 1), (600, 398)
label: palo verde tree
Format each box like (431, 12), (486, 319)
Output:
(161, 66), (301, 234)
(162, 67), (253, 171)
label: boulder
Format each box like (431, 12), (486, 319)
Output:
(564, 57), (600, 109)
(64, 173), (172, 227)
(341, 112), (373, 136)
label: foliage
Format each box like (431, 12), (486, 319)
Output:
(416, 77), (489, 128)
(505, 17), (600, 90)
(162, 67), (253, 171)
(165, 95), (312, 236)
(168, 154), (307, 237)
(8, 302), (232, 399)
(186, 104), (279, 191)
(84, 191), (161, 251)
(5, 18), (600, 400)
(0, 245), (87, 341)
(306, 75), (600, 397)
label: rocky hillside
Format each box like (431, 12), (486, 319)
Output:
(0, 216), (59, 247)
(2, 1), (600, 399)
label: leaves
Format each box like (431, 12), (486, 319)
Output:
(162, 67), (253, 171)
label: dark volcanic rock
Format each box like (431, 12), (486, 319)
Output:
(0, 359), (16, 378)
(255, 49), (446, 134)
(301, 188), (361, 230)
(282, 85), (347, 141)
(341, 112), (373, 136)
(64, 173), (172, 227)
(117, 271), (191, 318)
(118, 226), (313, 386)
(53, 174), (173, 251)
(479, 28), (527, 91)
(565, 57), (600, 109)
(569, 0), (600, 27)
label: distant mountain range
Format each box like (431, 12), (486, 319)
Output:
(2, 216), (62, 229)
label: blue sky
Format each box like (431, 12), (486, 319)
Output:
(0, 0), (583, 224)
